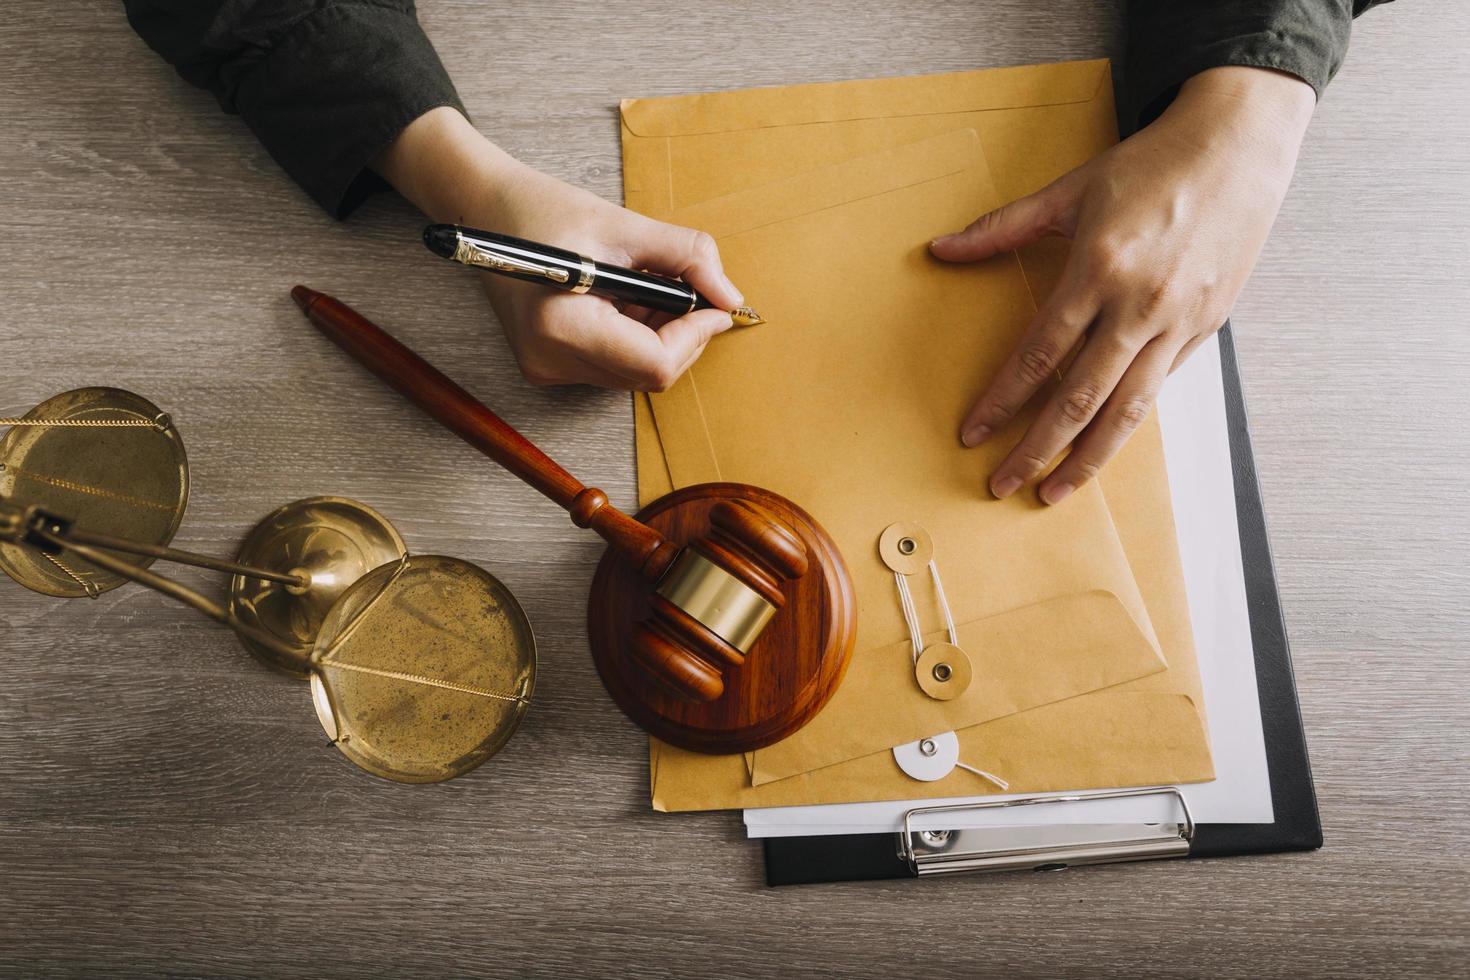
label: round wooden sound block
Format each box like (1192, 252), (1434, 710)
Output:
(588, 483), (856, 754)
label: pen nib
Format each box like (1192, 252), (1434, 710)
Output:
(731, 306), (766, 328)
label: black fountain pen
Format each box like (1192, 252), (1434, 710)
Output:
(422, 224), (765, 327)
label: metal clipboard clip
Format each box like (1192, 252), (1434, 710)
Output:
(897, 786), (1194, 876)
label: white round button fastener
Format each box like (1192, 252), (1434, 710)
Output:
(891, 731), (961, 781)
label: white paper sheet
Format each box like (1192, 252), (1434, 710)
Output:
(745, 334), (1274, 837)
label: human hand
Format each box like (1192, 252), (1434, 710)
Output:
(375, 107), (742, 389)
(930, 66), (1315, 504)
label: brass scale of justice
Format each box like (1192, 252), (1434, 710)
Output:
(0, 286), (886, 782)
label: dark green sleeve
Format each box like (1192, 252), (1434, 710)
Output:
(1125, 0), (1393, 127)
(123, 0), (464, 218)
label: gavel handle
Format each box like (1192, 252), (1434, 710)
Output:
(292, 286), (679, 580)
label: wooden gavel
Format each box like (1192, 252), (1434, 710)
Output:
(291, 286), (816, 705)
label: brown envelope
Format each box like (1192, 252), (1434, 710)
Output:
(642, 129), (1174, 782)
(647, 413), (1217, 813)
(749, 593), (1157, 786)
(625, 58), (1116, 507)
(621, 61), (1213, 809)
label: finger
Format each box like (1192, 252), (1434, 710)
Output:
(667, 333), (713, 382)
(1169, 331), (1209, 373)
(625, 305), (680, 332)
(621, 302), (655, 324)
(562, 302), (734, 392)
(515, 342), (638, 389)
(534, 320), (709, 391)
(929, 173), (1076, 264)
(988, 315), (1146, 500)
(581, 322), (712, 391)
(559, 356), (652, 390)
(1039, 336), (1179, 504)
(958, 287), (1098, 448)
(623, 220), (744, 311)
(634, 307), (734, 388)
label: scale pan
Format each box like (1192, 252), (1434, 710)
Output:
(230, 496), (406, 677)
(0, 387), (187, 597)
(309, 554), (536, 783)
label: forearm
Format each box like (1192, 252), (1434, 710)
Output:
(1164, 67), (1316, 191)
(370, 107), (526, 225)
(1123, 0), (1388, 128)
(124, 0), (463, 218)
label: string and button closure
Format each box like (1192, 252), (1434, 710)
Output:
(891, 732), (1009, 790)
(878, 522), (971, 699)
(878, 521), (1008, 791)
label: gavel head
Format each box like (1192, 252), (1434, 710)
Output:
(628, 499), (808, 701)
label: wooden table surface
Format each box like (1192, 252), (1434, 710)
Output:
(1, 3), (1465, 977)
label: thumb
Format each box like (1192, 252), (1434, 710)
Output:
(929, 179), (1071, 263)
(625, 219), (744, 312)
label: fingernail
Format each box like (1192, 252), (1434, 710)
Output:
(723, 276), (744, 306)
(960, 424), (991, 447)
(1041, 482), (1075, 506)
(991, 475), (1023, 499)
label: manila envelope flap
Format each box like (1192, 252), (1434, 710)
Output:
(646, 129), (1166, 780)
(750, 591), (1155, 785)
(620, 57), (1107, 143)
(650, 691), (1214, 812)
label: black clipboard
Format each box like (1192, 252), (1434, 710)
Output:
(762, 323), (1323, 886)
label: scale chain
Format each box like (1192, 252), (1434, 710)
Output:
(319, 659), (528, 704)
(2, 466), (177, 512)
(0, 410), (176, 512)
(315, 556), (532, 707)
(0, 413), (170, 431)
(40, 552), (99, 598)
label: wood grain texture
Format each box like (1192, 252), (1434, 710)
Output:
(0, 2), (1465, 977)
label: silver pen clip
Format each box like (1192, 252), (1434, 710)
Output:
(454, 238), (571, 285)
